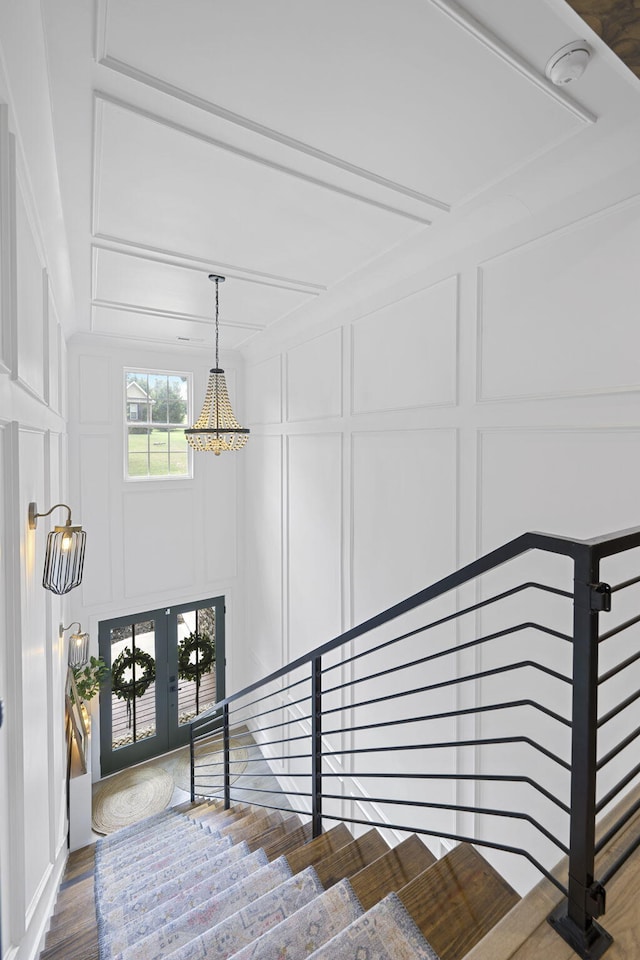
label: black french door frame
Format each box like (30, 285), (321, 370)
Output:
(99, 597), (225, 777)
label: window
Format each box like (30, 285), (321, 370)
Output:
(125, 370), (191, 480)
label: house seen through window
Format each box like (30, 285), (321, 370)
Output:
(125, 370), (191, 479)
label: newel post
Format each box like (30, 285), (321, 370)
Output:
(549, 545), (612, 958)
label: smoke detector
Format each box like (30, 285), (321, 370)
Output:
(545, 40), (592, 85)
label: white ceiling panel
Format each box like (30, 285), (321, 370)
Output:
(93, 97), (424, 287)
(93, 247), (317, 329)
(101, 0), (589, 204)
(91, 304), (255, 349)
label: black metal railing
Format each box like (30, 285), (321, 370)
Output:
(190, 526), (640, 959)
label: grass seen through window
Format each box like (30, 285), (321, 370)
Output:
(125, 370), (191, 479)
(127, 428), (189, 477)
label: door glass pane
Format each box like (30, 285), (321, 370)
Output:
(177, 606), (217, 725)
(110, 619), (157, 750)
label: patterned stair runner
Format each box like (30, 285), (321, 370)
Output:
(93, 805), (444, 960)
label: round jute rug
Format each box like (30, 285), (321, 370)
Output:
(170, 740), (248, 794)
(92, 765), (174, 835)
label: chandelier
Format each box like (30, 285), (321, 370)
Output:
(185, 275), (250, 455)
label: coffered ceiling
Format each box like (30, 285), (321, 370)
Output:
(36, 0), (640, 351)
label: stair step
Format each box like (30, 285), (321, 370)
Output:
(220, 808), (283, 842)
(244, 813), (301, 850)
(48, 879), (96, 929)
(314, 829), (390, 888)
(261, 820), (313, 859)
(284, 822), (353, 873)
(62, 845), (95, 883)
(41, 925), (98, 960)
(398, 843), (519, 960)
(350, 833), (437, 910)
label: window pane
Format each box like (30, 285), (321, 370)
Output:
(128, 428), (150, 476)
(148, 374), (168, 424)
(168, 375), (189, 425)
(125, 373), (152, 424)
(177, 606), (217, 726)
(125, 369), (191, 479)
(110, 620), (157, 749)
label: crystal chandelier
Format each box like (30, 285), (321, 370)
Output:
(185, 275), (250, 455)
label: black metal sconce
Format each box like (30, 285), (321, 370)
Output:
(28, 502), (86, 595)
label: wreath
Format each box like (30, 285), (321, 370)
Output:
(178, 631), (216, 683)
(111, 646), (156, 702)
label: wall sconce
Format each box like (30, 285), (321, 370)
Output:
(28, 502), (86, 595)
(61, 622), (90, 668)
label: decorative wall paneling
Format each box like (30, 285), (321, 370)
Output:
(1, 420), (26, 951)
(44, 430), (62, 865)
(78, 354), (111, 424)
(122, 489), (196, 597)
(46, 284), (62, 415)
(287, 433), (342, 661)
(477, 194), (640, 402)
(0, 103), (15, 376)
(286, 328), (342, 423)
(78, 435), (113, 607)
(246, 355), (282, 426)
(351, 276), (458, 415)
(19, 426), (51, 914)
(241, 175), (640, 893)
(14, 186), (46, 401)
(68, 338), (245, 800)
(204, 453), (238, 583)
(0, 81), (69, 958)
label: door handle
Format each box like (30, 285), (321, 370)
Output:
(169, 684), (177, 692)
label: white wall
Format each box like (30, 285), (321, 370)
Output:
(0, 93), (69, 960)
(66, 337), (244, 795)
(239, 162), (640, 893)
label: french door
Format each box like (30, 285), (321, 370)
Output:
(99, 597), (225, 776)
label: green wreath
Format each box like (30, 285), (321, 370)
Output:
(111, 646), (156, 702)
(178, 631), (215, 683)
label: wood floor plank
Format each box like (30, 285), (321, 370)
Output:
(398, 844), (519, 960)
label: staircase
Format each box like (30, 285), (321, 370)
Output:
(40, 800), (518, 960)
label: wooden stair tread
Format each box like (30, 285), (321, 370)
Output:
(243, 814), (301, 851)
(398, 843), (519, 960)
(190, 804), (245, 824)
(63, 845), (95, 882)
(262, 821), (313, 859)
(284, 823), (353, 873)
(220, 808), (281, 839)
(350, 834), (437, 911)
(55, 875), (95, 910)
(314, 829), (390, 888)
(42, 925), (99, 960)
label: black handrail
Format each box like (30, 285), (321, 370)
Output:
(190, 525), (640, 959)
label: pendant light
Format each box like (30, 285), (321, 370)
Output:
(185, 275), (250, 455)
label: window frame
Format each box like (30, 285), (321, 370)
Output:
(124, 366), (193, 482)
